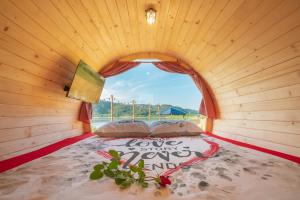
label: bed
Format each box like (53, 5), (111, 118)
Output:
(0, 134), (299, 200)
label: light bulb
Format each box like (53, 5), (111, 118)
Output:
(146, 8), (156, 25)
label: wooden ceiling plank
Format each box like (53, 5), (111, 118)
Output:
(93, 0), (128, 59)
(142, 0), (155, 51)
(204, 0), (284, 83)
(212, 24), (300, 88)
(146, 0), (161, 52)
(49, 0), (105, 66)
(136, 0), (148, 51)
(0, 29), (74, 77)
(0, 3), (77, 71)
(212, 8), (300, 82)
(30, 0), (101, 67)
(0, 77), (79, 104)
(67, 0), (113, 57)
(0, 104), (79, 118)
(214, 119), (300, 135)
(174, 0), (204, 49)
(80, 0), (122, 59)
(0, 89), (79, 110)
(126, 0), (142, 53)
(220, 96), (300, 113)
(159, 0), (181, 52)
(0, 123), (75, 143)
(193, 0), (249, 60)
(198, 0), (264, 67)
(153, 0), (171, 52)
(218, 83), (300, 106)
(103, 0), (132, 53)
(165, 0), (193, 52)
(0, 49), (72, 87)
(0, 32), (73, 80)
(54, 0), (103, 53)
(184, 0), (229, 60)
(218, 69), (300, 101)
(220, 109), (300, 122)
(216, 60), (300, 94)
(201, 0), (299, 73)
(5, 0), (95, 67)
(0, 115), (79, 131)
(174, 0), (214, 57)
(0, 60), (73, 95)
(115, 0), (137, 53)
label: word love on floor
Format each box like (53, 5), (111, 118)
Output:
(96, 137), (218, 175)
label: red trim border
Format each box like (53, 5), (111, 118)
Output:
(0, 132), (95, 173)
(1, 131), (299, 173)
(203, 132), (300, 164)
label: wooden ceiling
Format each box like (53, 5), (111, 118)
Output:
(0, 0), (300, 157)
(1, 0), (299, 80)
(0, 0), (290, 72)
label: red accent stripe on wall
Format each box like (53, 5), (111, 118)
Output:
(203, 132), (300, 164)
(0, 133), (94, 173)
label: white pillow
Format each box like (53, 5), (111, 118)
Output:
(94, 120), (150, 138)
(149, 120), (202, 137)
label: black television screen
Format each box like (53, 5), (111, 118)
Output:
(67, 60), (105, 103)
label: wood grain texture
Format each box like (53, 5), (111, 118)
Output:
(0, 0), (299, 157)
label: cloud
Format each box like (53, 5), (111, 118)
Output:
(129, 82), (153, 93)
(109, 80), (130, 89)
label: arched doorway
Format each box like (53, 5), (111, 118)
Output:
(93, 60), (201, 128)
(81, 53), (217, 132)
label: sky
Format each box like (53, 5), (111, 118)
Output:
(100, 63), (202, 110)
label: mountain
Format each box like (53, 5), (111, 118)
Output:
(93, 100), (198, 117)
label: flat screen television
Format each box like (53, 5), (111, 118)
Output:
(66, 60), (105, 103)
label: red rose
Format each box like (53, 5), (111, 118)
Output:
(157, 175), (171, 187)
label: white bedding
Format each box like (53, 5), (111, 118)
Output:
(0, 135), (299, 200)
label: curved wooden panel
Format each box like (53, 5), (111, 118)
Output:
(0, 0), (299, 157)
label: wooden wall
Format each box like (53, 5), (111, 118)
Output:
(203, 1), (300, 157)
(0, 0), (299, 158)
(0, 0), (85, 159)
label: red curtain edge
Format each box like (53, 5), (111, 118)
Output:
(78, 61), (218, 124)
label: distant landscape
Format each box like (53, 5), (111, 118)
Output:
(92, 100), (198, 120)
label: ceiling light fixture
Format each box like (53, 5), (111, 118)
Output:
(145, 8), (156, 25)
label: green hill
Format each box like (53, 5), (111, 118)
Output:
(93, 100), (198, 117)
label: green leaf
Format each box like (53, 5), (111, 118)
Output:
(89, 170), (103, 180)
(115, 178), (126, 185)
(108, 150), (120, 160)
(138, 160), (144, 169)
(123, 170), (131, 177)
(108, 159), (119, 170)
(120, 180), (132, 189)
(141, 182), (148, 188)
(104, 169), (115, 178)
(93, 164), (104, 171)
(138, 170), (145, 182)
(116, 173), (127, 180)
(129, 165), (138, 172)
(89, 152), (150, 189)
